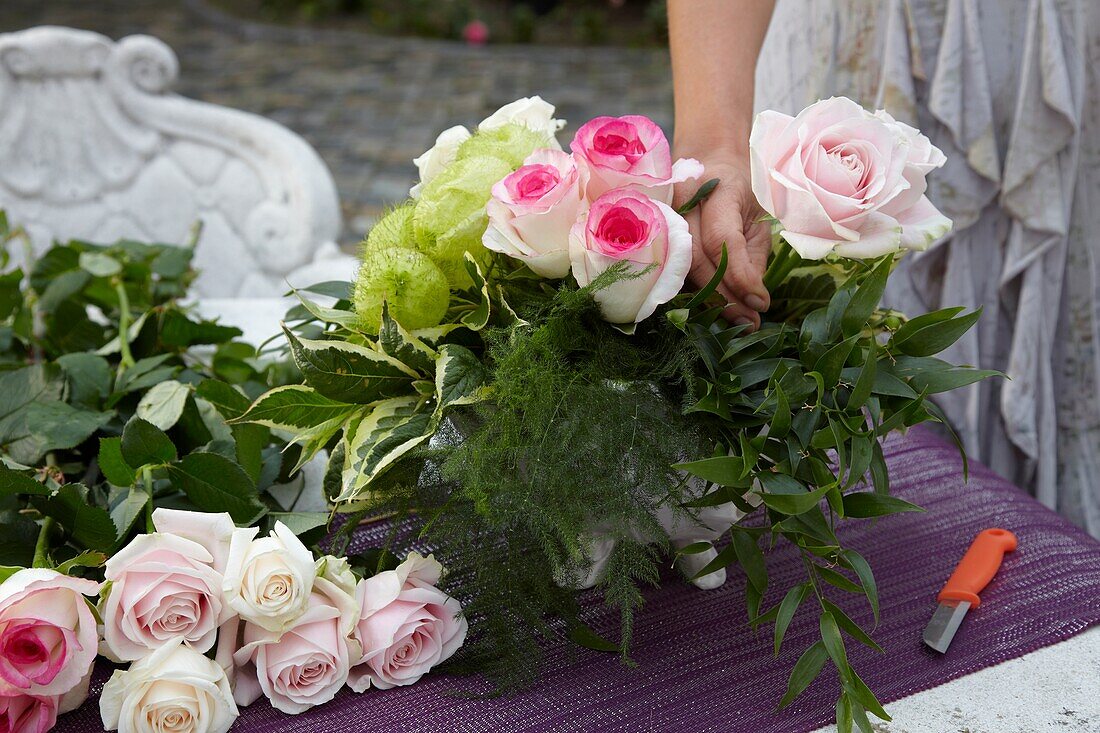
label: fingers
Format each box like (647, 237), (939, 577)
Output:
(700, 191), (770, 314)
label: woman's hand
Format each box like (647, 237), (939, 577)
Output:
(672, 152), (772, 329)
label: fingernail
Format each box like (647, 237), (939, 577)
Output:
(744, 294), (767, 312)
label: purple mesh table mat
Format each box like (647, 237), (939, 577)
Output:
(55, 426), (1100, 732)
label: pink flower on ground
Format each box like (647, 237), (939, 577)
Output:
(0, 692), (57, 733)
(568, 188), (693, 325)
(0, 569), (99, 698)
(348, 553), (466, 692)
(100, 532), (227, 662)
(570, 115), (703, 203)
(749, 96), (951, 259)
(483, 148), (588, 277)
(462, 20), (489, 45)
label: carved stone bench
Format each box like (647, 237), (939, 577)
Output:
(0, 25), (355, 302)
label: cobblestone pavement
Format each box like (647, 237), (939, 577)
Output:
(2, 0), (673, 245)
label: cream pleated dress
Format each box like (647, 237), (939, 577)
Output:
(754, 0), (1100, 534)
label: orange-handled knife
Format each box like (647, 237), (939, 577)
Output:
(922, 528), (1017, 653)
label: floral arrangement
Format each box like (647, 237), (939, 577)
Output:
(0, 95), (993, 733)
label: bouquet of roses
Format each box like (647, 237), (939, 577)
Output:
(227, 95), (987, 731)
(0, 94), (991, 733)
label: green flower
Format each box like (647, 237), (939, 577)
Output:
(413, 154), (513, 286)
(360, 203), (417, 257)
(456, 122), (555, 169)
(352, 247), (450, 332)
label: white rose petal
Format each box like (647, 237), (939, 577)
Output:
(222, 522), (316, 634)
(410, 125), (471, 198)
(101, 638), (238, 733)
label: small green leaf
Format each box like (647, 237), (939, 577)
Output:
(135, 380), (191, 431)
(284, 326), (417, 403)
(33, 484), (117, 551)
(684, 242), (728, 309)
(195, 379), (252, 420)
(732, 530), (768, 594)
(78, 251), (122, 277)
(774, 583), (810, 656)
(0, 466), (48, 496)
(676, 177), (719, 215)
(821, 598), (884, 653)
(819, 611), (849, 673)
(847, 345), (876, 410)
(267, 511), (329, 536)
(435, 343), (490, 410)
(841, 256), (892, 336)
(778, 641), (828, 708)
(99, 437), (136, 486)
(166, 452), (266, 524)
(673, 456), (744, 486)
(847, 669), (891, 721)
(121, 417), (177, 467)
(842, 492), (924, 518)
(233, 385), (355, 431)
(758, 477), (832, 516)
(57, 353), (112, 407)
(569, 623), (620, 653)
(55, 550), (107, 574)
(841, 549), (880, 624)
(892, 307), (982, 357)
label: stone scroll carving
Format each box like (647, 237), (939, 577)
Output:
(0, 26), (355, 297)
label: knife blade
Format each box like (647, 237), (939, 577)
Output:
(922, 528), (1017, 653)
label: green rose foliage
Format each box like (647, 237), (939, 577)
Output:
(413, 154), (513, 287)
(456, 123), (554, 169)
(353, 246), (450, 332)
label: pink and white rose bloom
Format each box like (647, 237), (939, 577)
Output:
(348, 552), (466, 692)
(872, 110), (952, 250)
(0, 569), (99, 698)
(100, 638), (238, 733)
(568, 188), (693, 325)
(749, 96), (951, 259)
(570, 115), (703, 203)
(483, 148), (587, 278)
(100, 533), (227, 662)
(0, 693), (58, 733)
(222, 523), (315, 634)
(232, 577), (359, 714)
(150, 508), (236, 575)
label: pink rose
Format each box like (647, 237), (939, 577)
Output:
(101, 533), (226, 662)
(232, 578), (358, 714)
(0, 693), (56, 733)
(348, 553), (466, 692)
(0, 569), (99, 698)
(483, 149), (587, 278)
(872, 110), (952, 250)
(568, 188), (693, 325)
(749, 96), (951, 259)
(570, 115), (703, 203)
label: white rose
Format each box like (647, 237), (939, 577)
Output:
(222, 522), (316, 634)
(151, 508), (236, 574)
(479, 96), (565, 146)
(410, 125), (471, 198)
(100, 638), (238, 733)
(316, 554), (357, 597)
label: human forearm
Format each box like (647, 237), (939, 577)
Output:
(667, 0), (775, 157)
